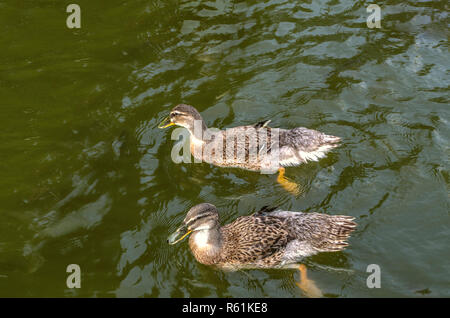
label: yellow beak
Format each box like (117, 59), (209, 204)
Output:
(158, 116), (175, 129)
(168, 225), (192, 245)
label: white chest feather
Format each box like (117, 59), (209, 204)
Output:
(190, 135), (205, 159)
(190, 135), (205, 146)
(193, 230), (210, 249)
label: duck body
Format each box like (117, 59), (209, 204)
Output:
(161, 104), (341, 174)
(169, 204), (356, 271)
(191, 125), (340, 173)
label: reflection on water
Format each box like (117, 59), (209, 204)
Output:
(0, 0), (448, 297)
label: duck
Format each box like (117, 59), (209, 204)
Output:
(168, 203), (356, 297)
(159, 104), (341, 195)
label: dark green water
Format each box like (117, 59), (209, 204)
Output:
(0, 0), (448, 297)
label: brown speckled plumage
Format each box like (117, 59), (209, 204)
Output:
(163, 104), (341, 173)
(169, 203), (356, 270)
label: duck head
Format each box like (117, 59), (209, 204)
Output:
(158, 104), (206, 132)
(168, 203), (219, 245)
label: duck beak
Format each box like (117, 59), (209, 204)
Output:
(158, 116), (175, 128)
(168, 224), (192, 245)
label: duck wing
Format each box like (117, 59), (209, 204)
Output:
(209, 126), (276, 165)
(253, 119), (271, 129)
(254, 205), (278, 215)
(221, 215), (293, 265)
(268, 211), (356, 253)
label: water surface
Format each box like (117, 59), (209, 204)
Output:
(0, 0), (449, 297)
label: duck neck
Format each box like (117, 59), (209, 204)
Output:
(189, 228), (222, 265)
(187, 119), (208, 142)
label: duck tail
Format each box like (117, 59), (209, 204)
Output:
(322, 134), (341, 147)
(282, 128), (341, 164)
(293, 135), (340, 163)
(314, 215), (357, 252)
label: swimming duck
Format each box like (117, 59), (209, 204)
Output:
(159, 104), (340, 195)
(168, 203), (356, 297)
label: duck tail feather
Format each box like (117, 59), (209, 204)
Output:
(313, 215), (357, 253)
